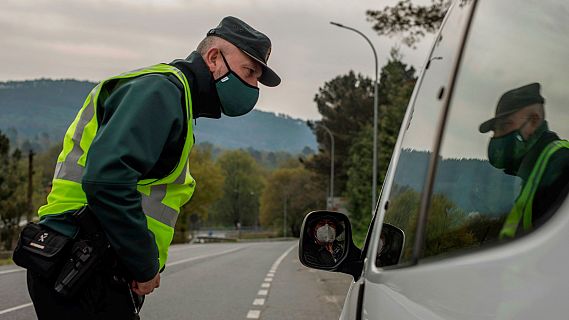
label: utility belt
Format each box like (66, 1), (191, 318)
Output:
(13, 207), (111, 297)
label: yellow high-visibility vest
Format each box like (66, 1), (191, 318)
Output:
(500, 140), (569, 238)
(38, 64), (196, 269)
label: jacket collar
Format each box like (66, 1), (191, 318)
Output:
(170, 51), (222, 119)
(517, 128), (559, 181)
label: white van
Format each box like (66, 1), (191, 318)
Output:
(298, 0), (569, 319)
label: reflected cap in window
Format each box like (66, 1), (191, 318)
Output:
(479, 82), (545, 133)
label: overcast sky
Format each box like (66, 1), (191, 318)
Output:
(0, 0), (433, 120)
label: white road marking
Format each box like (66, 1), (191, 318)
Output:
(0, 247), (243, 316)
(167, 247), (242, 267)
(0, 302), (33, 315)
(0, 268), (25, 275)
(246, 310), (261, 319)
(246, 244), (297, 319)
(168, 244), (206, 252)
(269, 244), (296, 274)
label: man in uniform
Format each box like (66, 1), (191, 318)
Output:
(26, 16), (280, 319)
(479, 83), (569, 238)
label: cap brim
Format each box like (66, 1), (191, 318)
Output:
(242, 50), (281, 87)
(479, 118), (496, 133)
(478, 109), (520, 133)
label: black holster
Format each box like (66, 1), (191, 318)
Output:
(14, 206), (110, 297)
(53, 206), (111, 297)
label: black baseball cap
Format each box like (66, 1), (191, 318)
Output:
(479, 82), (545, 133)
(207, 16), (281, 87)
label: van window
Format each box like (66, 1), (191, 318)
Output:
(378, 1), (474, 267)
(422, 0), (569, 259)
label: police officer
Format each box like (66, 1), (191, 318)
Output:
(27, 16), (280, 319)
(479, 83), (569, 238)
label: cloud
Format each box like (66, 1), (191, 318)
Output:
(0, 0), (433, 119)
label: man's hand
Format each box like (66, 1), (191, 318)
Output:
(131, 273), (160, 295)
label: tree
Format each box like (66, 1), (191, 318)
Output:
(377, 49), (416, 178)
(303, 71), (376, 195)
(345, 125), (374, 237)
(366, 0), (451, 48)
(0, 131), (27, 250)
(345, 50), (417, 238)
(211, 150), (264, 227)
(423, 193), (476, 257)
(260, 166), (325, 237)
(34, 143), (61, 188)
(174, 144), (225, 242)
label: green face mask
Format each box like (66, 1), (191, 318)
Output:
(487, 120), (543, 173)
(215, 52), (259, 117)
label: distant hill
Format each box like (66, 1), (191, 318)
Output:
(393, 149), (521, 216)
(0, 79), (316, 153)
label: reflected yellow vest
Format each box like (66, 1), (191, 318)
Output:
(38, 64), (196, 269)
(500, 140), (569, 238)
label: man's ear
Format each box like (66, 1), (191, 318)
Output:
(529, 111), (541, 128)
(204, 48), (220, 72)
(524, 110), (543, 138)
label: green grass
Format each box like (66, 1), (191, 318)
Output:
(0, 258), (14, 266)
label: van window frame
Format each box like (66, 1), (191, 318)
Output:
(410, 0), (480, 264)
(364, 0), (481, 276)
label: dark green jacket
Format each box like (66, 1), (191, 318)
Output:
(41, 52), (222, 281)
(516, 129), (569, 229)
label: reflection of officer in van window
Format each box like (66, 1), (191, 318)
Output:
(479, 83), (569, 238)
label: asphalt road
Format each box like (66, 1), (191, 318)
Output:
(0, 240), (352, 319)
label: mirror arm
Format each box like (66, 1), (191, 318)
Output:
(337, 242), (364, 279)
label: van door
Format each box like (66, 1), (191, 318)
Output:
(363, 0), (569, 319)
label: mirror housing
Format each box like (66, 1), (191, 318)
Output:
(299, 211), (363, 278)
(375, 223), (405, 267)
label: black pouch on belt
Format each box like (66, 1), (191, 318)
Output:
(12, 223), (72, 279)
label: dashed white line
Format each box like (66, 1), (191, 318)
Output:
(0, 302), (33, 315)
(246, 244), (297, 319)
(246, 310), (261, 319)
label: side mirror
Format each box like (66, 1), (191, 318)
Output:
(375, 223), (405, 268)
(299, 211), (362, 278)
(299, 211), (351, 270)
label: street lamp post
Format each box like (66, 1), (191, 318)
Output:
(330, 21), (379, 216)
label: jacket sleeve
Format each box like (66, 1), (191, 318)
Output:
(82, 74), (185, 282)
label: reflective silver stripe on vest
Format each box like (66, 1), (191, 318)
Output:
(173, 161), (188, 184)
(141, 184), (178, 227)
(52, 69), (187, 228)
(54, 88), (98, 182)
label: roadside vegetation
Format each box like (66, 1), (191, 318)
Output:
(0, 0), (449, 251)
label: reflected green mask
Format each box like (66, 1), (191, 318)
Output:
(215, 53), (259, 117)
(487, 121), (545, 173)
